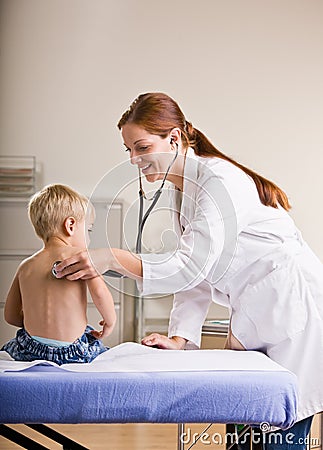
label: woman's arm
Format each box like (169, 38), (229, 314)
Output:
(168, 281), (213, 348)
(57, 159), (251, 293)
(55, 248), (142, 281)
(110, 248), (142, 280)
(4, 271), (23, 327)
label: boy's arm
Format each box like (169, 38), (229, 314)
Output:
(86, 276), (117, 339)
(4, 271), (23, 327)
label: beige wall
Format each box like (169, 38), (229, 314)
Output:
(1, 0), (322, 258)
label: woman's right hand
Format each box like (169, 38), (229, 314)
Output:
(55, 249), (110, 280)
(55, 248), (142, 281)
(141, 333), (187, 350)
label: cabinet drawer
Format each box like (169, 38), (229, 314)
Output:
(0, 256), (26, 301)
(0, 200), (41, 251)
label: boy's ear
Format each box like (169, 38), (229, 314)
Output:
(63, 217), (76, 236)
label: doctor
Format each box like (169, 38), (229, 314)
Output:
(56, 92), (323, 447)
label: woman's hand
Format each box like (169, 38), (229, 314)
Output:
(141, 333), (187, 350)
(55, 249), (110, 281)
(55, 248), (142, 281)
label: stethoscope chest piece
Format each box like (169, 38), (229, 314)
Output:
(51, 261), (62, 278)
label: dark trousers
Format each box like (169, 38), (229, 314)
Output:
(236, 416), (314, 450)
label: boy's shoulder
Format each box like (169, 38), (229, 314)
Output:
(18, 250), (42, 269)
(16, 249), (45, 277)
(17, 246), (84, 275)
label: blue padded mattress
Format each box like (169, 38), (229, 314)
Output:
(0, 365), (297, 429)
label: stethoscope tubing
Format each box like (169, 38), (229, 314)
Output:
(106, 143), (179, 277)
(136, 143), (179, 253)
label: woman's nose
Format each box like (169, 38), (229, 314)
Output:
(130, 151), (142, 165)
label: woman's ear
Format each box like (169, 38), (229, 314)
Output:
(169, 128), (181, 143)
(63, 217), (76, 236)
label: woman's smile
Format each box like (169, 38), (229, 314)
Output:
(140, 163), (152, 174)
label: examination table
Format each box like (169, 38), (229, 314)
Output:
(0, 343), (298, 450)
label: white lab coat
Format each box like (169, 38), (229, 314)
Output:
(139, 147), (323, 422)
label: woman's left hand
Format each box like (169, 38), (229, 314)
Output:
(141, 333), (187, 350)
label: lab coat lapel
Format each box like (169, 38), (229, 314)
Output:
(180, 148), (199, 229)
(168, 186), (182, 236)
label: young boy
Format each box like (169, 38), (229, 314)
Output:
(1, 184), (116, 365)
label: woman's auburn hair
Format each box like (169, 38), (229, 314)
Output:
(118, 92), (291, 211)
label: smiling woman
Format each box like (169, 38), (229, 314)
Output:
(54, 92), (323, 449)
(122, 123), (185, 189)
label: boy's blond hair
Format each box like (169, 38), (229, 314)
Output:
(28, 184), (89, 242)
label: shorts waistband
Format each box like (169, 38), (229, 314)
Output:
(31, 335), (73, 347)
(17, 326), (96, 357)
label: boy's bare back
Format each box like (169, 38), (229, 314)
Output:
(10, 245), (88, 343)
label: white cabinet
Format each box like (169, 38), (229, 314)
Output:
(0, 198), (127, 348)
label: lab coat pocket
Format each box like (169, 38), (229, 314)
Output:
(239, 260), (308, 346)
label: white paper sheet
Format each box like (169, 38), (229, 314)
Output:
(0, 342), (289, 373)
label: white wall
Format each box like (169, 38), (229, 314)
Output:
(1, 0), (322, 258)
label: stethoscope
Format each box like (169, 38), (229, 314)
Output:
(52, 141), (179, 279)
(105, 140), (179, 278)
(135, 140), (179, 253)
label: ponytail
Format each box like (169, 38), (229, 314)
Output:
(118, 92), (291, 211)
(184, 122), (291, 211)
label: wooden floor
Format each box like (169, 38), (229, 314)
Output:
(1, 416), (322, 450)
(0, 423), (227, 450)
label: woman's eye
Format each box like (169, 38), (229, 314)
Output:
(125, 145), (149, 153)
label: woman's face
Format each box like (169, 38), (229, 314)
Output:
(121, 123), (176, 183)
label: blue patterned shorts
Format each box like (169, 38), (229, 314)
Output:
(1, 326), (107, 365)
